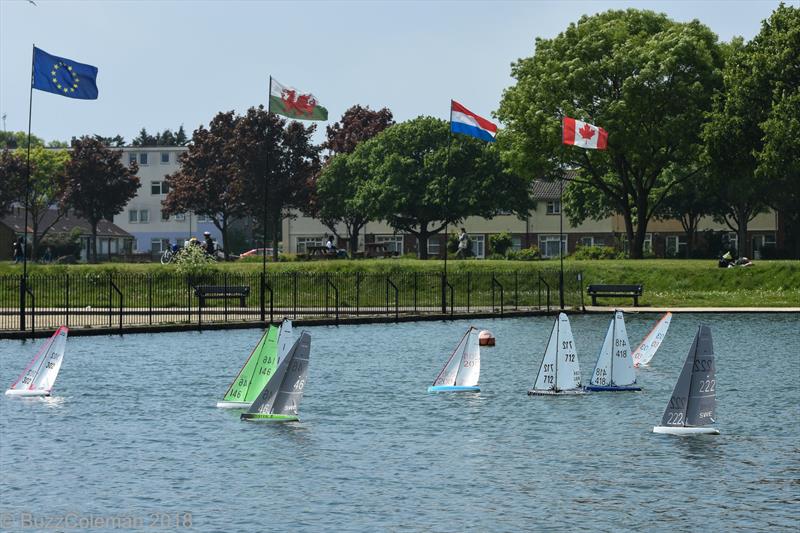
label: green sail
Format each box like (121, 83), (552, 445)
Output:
(222, 325), (279, 403)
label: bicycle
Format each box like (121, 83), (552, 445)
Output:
(160, 248), (176, 264)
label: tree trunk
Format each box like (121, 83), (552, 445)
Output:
(271, 212), (281, 261)
(622, 212), (636, 259)
(221, 217), (229, 260)
(417, 232), (429, 259)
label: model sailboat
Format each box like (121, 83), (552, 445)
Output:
(216, 319), (293, 408)
(241, 331), (311, 422)
(528, 313), (584, 395)
(653, 325), (719, 435)
(586, 310), (641, 391)
(5, 326), (68, 397)
(428, 327), (480, 393)
(632, 312), (672, 368)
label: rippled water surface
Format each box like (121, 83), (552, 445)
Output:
(1, 313), (798, 531)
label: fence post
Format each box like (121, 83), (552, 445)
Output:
(413, 272), (417, 313)
(440, 272), (446, 315)
(467, 272), (471, 312)
(292, 271), (298, 319)
(325, 273), (329, 317)
(224, 271), (229, 322)
(515, 271), (519, 310)
(108, 273), (112, 329)
(148, 274), (153, 325)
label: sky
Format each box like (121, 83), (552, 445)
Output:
(0, 0), (793, 145)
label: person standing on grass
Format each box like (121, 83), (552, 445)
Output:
(457, 228), (469, 259)
(12, 237), (24, 264)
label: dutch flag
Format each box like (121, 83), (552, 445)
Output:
(450, 100), (498, 142)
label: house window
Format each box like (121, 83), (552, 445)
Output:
(546, 201), (561, 215)
(376, 235), (404, 255)
(150, 238), (170, 252)
(470, 235), (485, 259)
(666, 235), (687, 257)
(139, 153), (148, 165)
(161, 152), (170, 164)
(161, 210), (170, 221)
(296, 236), (324, 254)
(511, 236), (522, 252)
(196, 214), (212, 223)
(139, 209), (149, 223)
(151, 181), (161, 195)
(579, 236), (595, 248)
(538, 234), (567, 258)
(128, 209), (138, 223)
(128, 153), (136, 165)
(620, 233), (652, 254)
(427, 236), (441, 257)
(174, 213), (186, 222)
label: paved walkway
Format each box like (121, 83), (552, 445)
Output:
(585, 306), (800, 313)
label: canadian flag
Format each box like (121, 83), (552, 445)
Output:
(562, 117), (608, 150)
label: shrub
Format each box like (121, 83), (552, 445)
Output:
(572, 245), (620, 260)
(486, 252), (506, 260)
(508, 246), (541, 261)
(40, 229), (82, 259)
(172, 244), (216, 277)
(489, 232), (513, 256)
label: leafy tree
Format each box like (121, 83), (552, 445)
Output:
(59, 137), (140, 262)
(497, 9), (723, 258)
(175, 125), (189, 146)
(13, 146), (70, 259)
(234, 106), (321, 261)
(0, 149), (26, 214)
(753, 5), (800, 257)
(352, 116), (533, 259)
(0, 131), (44, 150)
(87, 134), (126, 147)
(313, 105), (394, 253)
(131, 128), (157, 147)
(163, 112), (244, 259)
(47, 140), (70, 148)
(656, 167), (711, 257)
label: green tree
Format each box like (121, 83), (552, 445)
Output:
(175, 125), (189, 146)
(352, 116), (532, 259)
(131, 128), (157, 147)
(0, 149), (26, 214)
(163, 112), (245, 259)
(0, 131), (44, 150)
(13, 146), (70, 259)
(234, 106), (321, 261)
(59, 137), (140, 263)
(656, 166), (711, 257)
(497, 9), (723, 258)
(313, 105), (394, 254)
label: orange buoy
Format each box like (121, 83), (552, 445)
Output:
(478, 330), (495, 347)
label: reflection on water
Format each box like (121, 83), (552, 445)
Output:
(0, 313), (798, 530)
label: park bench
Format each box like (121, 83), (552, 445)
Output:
(587, 284), (643, 307)
(194, 285), (250, 307)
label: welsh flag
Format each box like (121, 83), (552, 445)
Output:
(562, 117), (608, 150)
(269, 78), (328, 121)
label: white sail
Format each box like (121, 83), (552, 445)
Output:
(276, 319), (294, 364)
(633, 312), (672, 367)
(432, 329), (471, 387)
(556, 314), (582, 391)
(611, 311), (636, 386)
(533, 318), (559, 391)
(6, 326), (68, 396)
(454, 329), (480, 387)
(590, 318), (614, 387)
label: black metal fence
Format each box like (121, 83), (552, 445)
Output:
(1, 269), (584, 334)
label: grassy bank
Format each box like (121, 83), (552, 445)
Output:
(1, 259), (798, 307)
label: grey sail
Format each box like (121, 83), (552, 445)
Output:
(247, 334), (303, 415)
(685, 326), (716, 426)
(270, 332), (311, 416)
(660, 325), (716, 427)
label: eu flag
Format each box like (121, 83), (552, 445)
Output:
(32, 47), (98, 100)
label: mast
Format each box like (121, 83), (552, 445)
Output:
(610, 313), (616, 386)
(554, 317), (560, 392)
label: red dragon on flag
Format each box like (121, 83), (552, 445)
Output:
(269, 78), (329, 121)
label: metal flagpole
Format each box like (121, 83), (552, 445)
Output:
(261, 75), (272, 321)
(559, 176), (565, 310)
(20, 44), (36, 331)
(442, 101), (455, 314)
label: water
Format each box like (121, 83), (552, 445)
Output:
(1, 313), (798, 531)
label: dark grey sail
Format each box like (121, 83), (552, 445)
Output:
(270, 332), (311, 416)
(660, 325), (716, 427)
(246, 333), (305, 415)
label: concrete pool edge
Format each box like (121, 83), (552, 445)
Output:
(1, 307), (797, 340)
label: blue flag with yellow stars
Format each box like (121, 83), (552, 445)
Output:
(32, 47), (98, 100)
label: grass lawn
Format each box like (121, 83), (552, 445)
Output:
(1, 259), (798, 307)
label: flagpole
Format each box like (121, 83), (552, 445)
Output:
(261, 75), (272, 322)
(559, 176), (565, 310)
(442, 101), (455, 314)
(20, 44), (36, 331)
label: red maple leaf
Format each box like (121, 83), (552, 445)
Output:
(578, 123), (595, 140)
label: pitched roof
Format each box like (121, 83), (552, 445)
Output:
(531, 169), (579, 200)
(1, 207), (132, 238)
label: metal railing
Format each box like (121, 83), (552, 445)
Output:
(0, 269), (582, 334)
